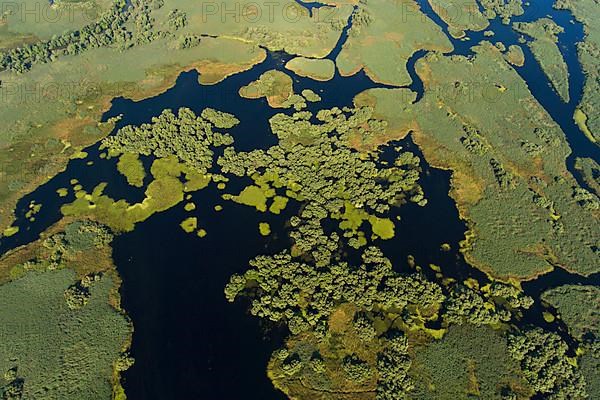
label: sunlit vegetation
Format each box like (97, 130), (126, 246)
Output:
(386, 42), (600, 279)
(225, 247), (444, 336)
(284, 57), (335, 81)
(0, 219), (116, 284)
(180, 216), (197, 233)
(218, 106), (426, 262)
(504, 44), (525, 67)
(102, 107), (236, 174)
(412, 325), (531, 399)
(555, 0), (600, 142)
(508, 328), (588, 399)
(336, 0), (452, 86)
(0, 269), (130, 400)
(61, 157), (189, 231)
(478, 0), (523, 24)
(117, 152), (146, 187)
(0, 28), (264, 235)
(239, 70), (294, 108)
(514, 18), (570, 102)
(428, 0), (488, 38)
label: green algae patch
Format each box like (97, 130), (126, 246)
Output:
(269, 196), (289, 214)
(285, 57), (335, 81)
(184, 171), (211, 192)
(117, 152), (146, 187)
(259, 222), (271, 236)
(228, 185), (269, 212)
(2, 226), (19, 237)
(368, 215), (395, 239)
(239, 70), (294, 108)
(574, 109), (596, 144)
(60, 157), (201, 232)
(180, 217), (198, 233)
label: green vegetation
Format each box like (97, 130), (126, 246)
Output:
(258, 222), (271, 236)
(412, 325), (530, 399)
(225, 247), (444, 336)
(227, 185), (269, 212)
(574, 108), (596, 144)
(102, 107), (235, 173)
(284, 57), (335, 81)
(541, 285), (600, 341)
(574, 157), (600, 195)
(180, 216), (197, 233)
(218, 106), (426, 263)
(478, 0), (523, 24)
(61, 157), (187, 231)
(0, 269), (130, 399)
(117, 152), (146, 187)
(555, 0), (600, 142)
(428, 0), (488, 38)
(388, 42), (600, 279)
(504, 44), (525, 67)
(508, 328), (587, 399)
(514, 18), (570, 102)
(239, 70), (294, 108)
(336, 0), (452, 86)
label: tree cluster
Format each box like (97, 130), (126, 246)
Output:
(225, 246), (444, 336)
(443, 282), (533, 326)
(508, 328), (588, 399)
(0, 1), (131, 73)
(102, 107), (236, 173)
(376, 332), (414, 400)
(218, 107), (425, 260)
(342, 354), (372, 382)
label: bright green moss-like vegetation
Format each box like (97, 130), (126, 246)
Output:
(117, 152), (146, 187)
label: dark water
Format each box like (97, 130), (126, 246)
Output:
(0, 2), (598, 399)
